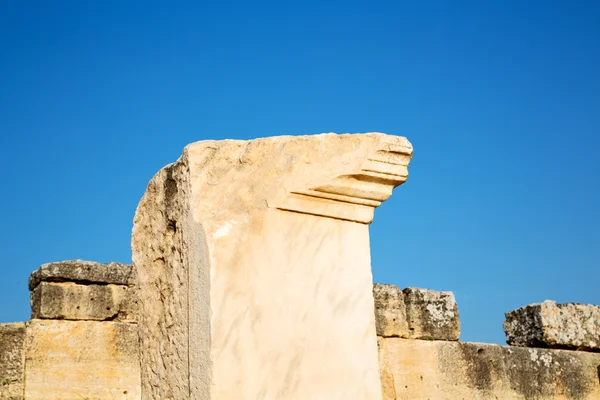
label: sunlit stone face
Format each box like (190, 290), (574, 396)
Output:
(132, 132), (412, 399)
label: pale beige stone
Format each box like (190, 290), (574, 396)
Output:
(132, 133), (413, 399)
(24, 319), (140, 400)
(0, 323), (25, 400)
(504, 300), (600, 351)
(30, 281), (137, 322)
(378, 337), (600, 400)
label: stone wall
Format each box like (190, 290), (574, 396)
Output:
(378, 338), (600, 400)
(1, 260), (141, 400)
(2, 260), (598, 399)
(374, 283), (600, 400)
(1, 268), (599, 399)
(1, 134), (599, 399)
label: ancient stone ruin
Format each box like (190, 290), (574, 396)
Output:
(1, 133), (599, 399)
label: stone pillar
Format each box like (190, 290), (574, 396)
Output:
(132, 133), (413, 399)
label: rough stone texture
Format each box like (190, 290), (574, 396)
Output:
(504, 300), (600, 351)
(29, 259), (135, 290)
(30, 281), (137, 322)
(0, 323), (25, 400)
(24, 319), (141, 399)
(373, 284), (409, 338)
(132, 133), (413, 399)
(378, 337), (600, 400)
(403, 287), (460, 341)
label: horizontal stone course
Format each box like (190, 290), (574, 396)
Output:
(24, 319), (141, 400)
(379, 337), (600, 400)
(373, 284), (460, 341)
(29, 260), (135, 291)
(30, 281), (137, 322)
(504, 300), (600, 352)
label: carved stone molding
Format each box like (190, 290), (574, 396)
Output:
(132, 132), (413, 399)
(276, 134), (412, 223)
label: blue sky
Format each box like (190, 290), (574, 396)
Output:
(1, 1), (598, 345)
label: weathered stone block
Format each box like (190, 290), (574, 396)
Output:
(30, 281), (137, 322)
(24, 319), (140, 400)
(403, 287), (460, 341)
(29, 259), (135, 290)
(373, 284), (409, 338)
(378, 337), (600, 400)
(133, 133), (413, 399)
(504, 300), (600, 351)
(0, 323), (25, 400)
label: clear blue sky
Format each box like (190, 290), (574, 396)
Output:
(1, 1), (598, 345)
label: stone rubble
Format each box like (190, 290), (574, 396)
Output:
(504, 300), (600, 352)
(373, 284), (409, 338)
(403, 287), (460, 341)
(373, 284), (460, 341)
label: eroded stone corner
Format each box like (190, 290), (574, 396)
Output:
(132, 155), (203, 400)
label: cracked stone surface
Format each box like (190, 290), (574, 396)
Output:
(403, 287), (460, 341)
(29, 260), (136, 290)
(504, 300), (600, 351)
(373, 284), (409, 338)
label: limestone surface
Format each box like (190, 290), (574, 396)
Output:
(29, 260), (135, 290)
(24, 319), (140, 399)
(378, 337), (600, 400)
(373, 284), (409, 338)
(403, 287), (460, 341)
(504, 300), (600, 351)
(132, 133), (413, 399)
(30, 281), (136, 322)
(0, 323), (25, 400)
